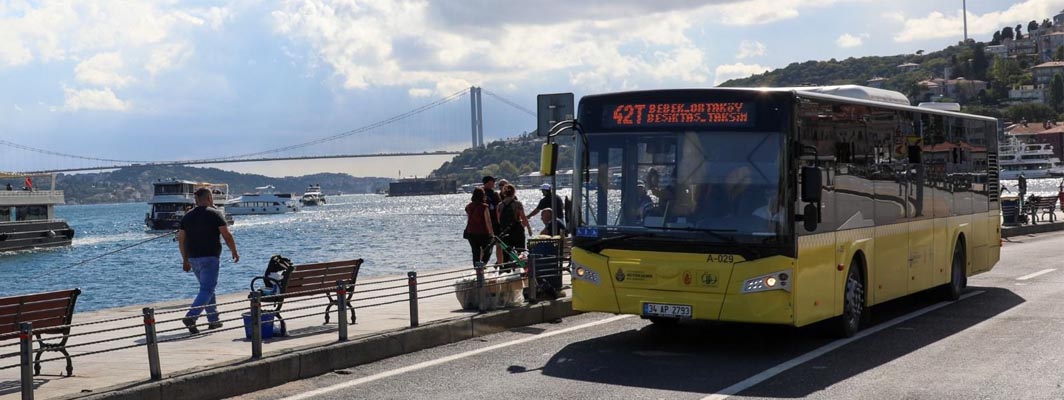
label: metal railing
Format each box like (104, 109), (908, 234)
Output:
(2, 253), (570, 400)
(0, 190), (63, 197)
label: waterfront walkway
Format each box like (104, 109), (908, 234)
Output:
(0, 268), (563, 400)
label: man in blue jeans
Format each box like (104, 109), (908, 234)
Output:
(177, 188), (239, 334)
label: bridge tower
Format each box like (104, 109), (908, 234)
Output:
(469, 86), (484, 148)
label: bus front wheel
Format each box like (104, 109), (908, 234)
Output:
(836, 264), (864, 338)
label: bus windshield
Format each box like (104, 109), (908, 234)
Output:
(582, 130), (786, 242)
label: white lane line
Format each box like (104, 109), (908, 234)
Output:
(702, 290), (986, 400)
(280, 314), (633, 400)
(1017, 268), (1056, 281)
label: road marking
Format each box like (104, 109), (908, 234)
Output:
(280, 314), (632, 400)
(1016, 268), (1056, 281)
(701, 290), (985, 400)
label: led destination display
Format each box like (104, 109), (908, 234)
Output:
(604, 101), (755, 128)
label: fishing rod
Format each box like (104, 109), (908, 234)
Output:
(34, 230), (179, 278)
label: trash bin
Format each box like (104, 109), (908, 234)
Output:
(242, 312), (275, 340)
(1002, 198), (1020, 226)
(528, 238), (563, 298)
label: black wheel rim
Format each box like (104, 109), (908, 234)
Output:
(844, 268), (863, 330)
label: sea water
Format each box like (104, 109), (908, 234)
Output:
(0, 190), (558, 311)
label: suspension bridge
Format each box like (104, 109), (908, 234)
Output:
(1, 87), (536, 174)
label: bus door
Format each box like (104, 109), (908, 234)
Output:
(906, 140), (934, 294)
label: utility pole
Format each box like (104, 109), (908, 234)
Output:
(963, 0), (968, 42)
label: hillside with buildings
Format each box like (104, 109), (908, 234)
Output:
(723, 8), (1064, 126)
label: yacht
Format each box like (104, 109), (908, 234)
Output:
(299, 184), (326, 206)
(226, 186), (300, 215)
(999, 132), (1064, 179)
(145, 179), (233, 231)
(0, 173), (75, 252)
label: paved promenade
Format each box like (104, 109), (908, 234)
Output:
(0, 267), (556, 400)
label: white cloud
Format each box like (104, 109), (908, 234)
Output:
(893, 0), (1063, 42)
(408, 88), (433, 98)
(13, 104), (23, 113)
(146, 42), (194, 77)
(836, 33), (868, 48)
(62, 87), (130, 112)
(714, 63), (770, 86)
(75, 52), (135, 88)
(737, 40), (767, 59)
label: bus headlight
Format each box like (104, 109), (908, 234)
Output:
(742, 270), (792, 293)
(571, 262), (601, 285)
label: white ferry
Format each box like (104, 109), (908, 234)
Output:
(999, 131), (1064, 179)
(0, 173), (75, 252)
(145, 179), (233, 231)
(226, 186), (300, 215)
(300, 184), (326, 206)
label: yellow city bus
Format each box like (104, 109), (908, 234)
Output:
(564, 86), (1001, 337)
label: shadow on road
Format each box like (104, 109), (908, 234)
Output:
(541, 286), (1023, 397)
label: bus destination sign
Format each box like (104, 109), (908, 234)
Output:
(604, 102), (755, 128)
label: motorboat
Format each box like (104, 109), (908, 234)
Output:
(0, 173), (75, 252)
(300, 184), (326, 206)
(226, 186), (300, 215)
(999, 132), (1064, 179)
(145, 179), (233, 231)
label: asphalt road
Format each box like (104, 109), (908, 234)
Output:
(234, 231), (1064, 400)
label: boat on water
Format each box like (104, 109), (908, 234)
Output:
(300, 184), (326, 206)
(999, 131), (1064, 179)
(0, 173), (75, 252)
(145, 179), (234, 231)
(226, 186), (300, 215)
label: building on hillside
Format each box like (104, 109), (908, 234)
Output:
(1032, 61), (1064, 85)
(915, 77), (987, 103)
(1055, 9), (1064, 27)
(1005, 37), (1039, 57)
(1039, 32), (1064, 61)
(1008, 85), (1048, 104)
(896, 62), (919, 72)
(866, 77), (887, 88)
(985, 45), (1007, 59)
(517, 171), (543, 188)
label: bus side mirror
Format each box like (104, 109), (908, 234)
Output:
(803, 203), (819, 232)
(801, 166), (822, 202)
(540, 143), (558, 176)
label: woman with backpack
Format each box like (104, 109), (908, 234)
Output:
(497, 185), (532, 264)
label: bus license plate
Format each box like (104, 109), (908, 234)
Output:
(643, 303), (692, 319)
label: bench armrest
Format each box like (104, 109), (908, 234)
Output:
(249, 276), (284, 291)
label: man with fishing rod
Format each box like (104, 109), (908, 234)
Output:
(177, 187), (239, 334)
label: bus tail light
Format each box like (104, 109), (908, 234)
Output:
(742, 270), (792, 293)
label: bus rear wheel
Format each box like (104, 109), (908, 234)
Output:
(835, 264), (864, 338)
(941, 244), (967, 301)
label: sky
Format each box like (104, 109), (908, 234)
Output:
(2, 0), (1063, 178)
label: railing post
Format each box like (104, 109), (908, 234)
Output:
(250, 292), (262, 358)
(475, 263), (487, 313)
(19, 322), (33, 400)
(407, 272), (419, 328)
(141, 308), (162, 381)
(336, 281), (348, 342)
(527, 254), (539, 304)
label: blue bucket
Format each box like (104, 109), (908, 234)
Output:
(242, 312), (275, 340)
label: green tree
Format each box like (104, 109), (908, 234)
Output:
(1030, 20), (1040, 35)
(1005, 103), (1058, 122)
(1016, 24), (1023, 40)
(991, 31), (1002, 45)
(1052, 73), (1064, 112)
(496, 160), (519, 180)
(971, 45), (989, 80)
(1002, 26), (1014, 40)
(1055, 46), (1064, 61)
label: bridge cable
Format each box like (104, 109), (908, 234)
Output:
(480, 88), (536, 117)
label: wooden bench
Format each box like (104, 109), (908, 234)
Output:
(0, 289), (81, 376)
(1024, 196), (1057, 224)
(251, 259), (362, 336)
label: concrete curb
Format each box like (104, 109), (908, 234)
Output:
(70, 299), (577, 400)
(1002, 222), (1064, 238)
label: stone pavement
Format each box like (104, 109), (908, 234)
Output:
(0, 266), (565, 400)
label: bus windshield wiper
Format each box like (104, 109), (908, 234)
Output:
(581, 231), (657, 253)
(652, 226), (739, 244)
